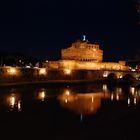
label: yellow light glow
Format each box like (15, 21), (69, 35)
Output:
(116, 94), (119, 101)
(103, 84), (108, 92)
(17, 100), (21, 112)
(9, 68), (17, 75)
(111, 94), (114, 101)
(130, 87), (135, 95)
(128, 98), (130, 105)
(9, 95), (16, 108)
(64, 69), (71, 75)
(38, 90), (46, 101)
(134, 98), (137, 105)
(65, 89), (70, 96)
(65, 99), (68, 103)
(39, 68), (47, 75)
(103, 72), (108, 77)
(119, 75), (123, 79)
(58, 93), (107, 115)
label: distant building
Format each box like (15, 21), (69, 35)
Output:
(61, 40), (103, 62)
(47, 39), (129, 71)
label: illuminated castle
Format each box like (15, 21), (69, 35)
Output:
(47, 37), (129, 71)
(61, 39), (103, 62)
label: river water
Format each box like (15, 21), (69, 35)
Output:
(0, 83), (140, 140)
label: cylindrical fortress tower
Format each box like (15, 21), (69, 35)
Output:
(61, 40), (103, 62)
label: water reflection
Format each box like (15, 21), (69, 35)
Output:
(102, 84), (108, 93)
(57, 84), (140, 115)
(0, 84), (140, 114)
(35, 88), (47, 101)
(128, 97), (130, 106)
(7, 93), (21, 112)
(58, 88), (110, 115)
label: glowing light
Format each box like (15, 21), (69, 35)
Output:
(130, 87), (135, 95)
(83, 35), (86, 41)
(64, 69), (71, 75)
(17, 100), (21, 112)
(39, 68), (47, 75)
(7, 94), (21, 111)
(58, 93), (110, 115)
(119, 75), (123, 79)
(65, 89), (70, 96)
(9, 68), (17, 75)
(103, 84), (108, 92)
(128, 98), (130, 106)
(111, 94), (114, 101)
(103, 71), (108, 78)
(65, 99), (68, 103)
(38, 90), (46, 101)
(9, 95), (16, 108)
(116, 94), (119, 101)
(134, 98), (137, 105)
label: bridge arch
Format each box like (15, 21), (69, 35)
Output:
(122, 74), (136, 83)
(107, 73), (117, 81)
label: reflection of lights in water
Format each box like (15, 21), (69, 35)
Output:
(65, 99), (68, 103)
(8, 94), (21, 111)
(58, 93), (110, 115)
(92, 96), (94, 103)
(103, 84), (108, 92)
(128, 98), (130, 106)
(116, 88), (122, 94)
(116, 94), (119, 101)
(134, 98), (137, 105)
(10, 96), (15, 107)
(10, 97), (15, 106)
(80, 114), (83, 122)
(135, 91), (138, 96)
(38, 90), (46, 101)
(111, 94), (114, 101)
(17, 100), (21, 112)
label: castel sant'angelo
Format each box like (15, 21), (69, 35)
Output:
(47, 37), (129, 71)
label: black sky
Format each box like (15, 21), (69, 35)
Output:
(0, 0), (140, 60)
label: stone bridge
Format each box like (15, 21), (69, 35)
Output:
(0, 66), (140, 83)
(102, 70), (140, 81)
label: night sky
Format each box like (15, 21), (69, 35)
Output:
(0, 0), (140, 61)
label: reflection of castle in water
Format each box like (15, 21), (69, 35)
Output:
(1, 84), (140, 113)
(58, 90), (110, 115)
(57, 85), (140, 115)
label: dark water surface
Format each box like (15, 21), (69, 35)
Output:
(0, 83), (140, 140)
